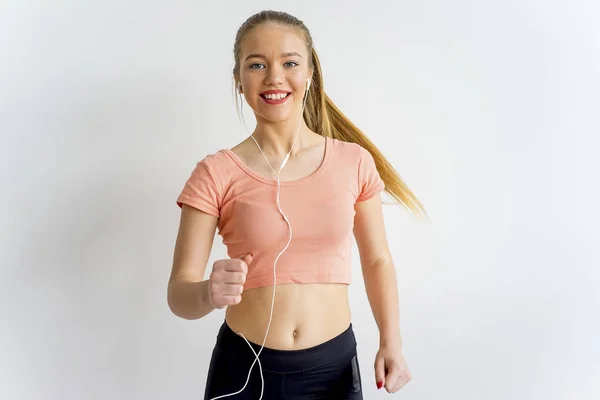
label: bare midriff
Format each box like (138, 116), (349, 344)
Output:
(225, 283), (352, 350)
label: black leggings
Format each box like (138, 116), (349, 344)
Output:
(204, 320), (364, 400)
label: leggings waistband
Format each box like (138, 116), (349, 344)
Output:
(215, 320), (357, 373)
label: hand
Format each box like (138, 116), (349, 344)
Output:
(208, 253), (252, 309)
(374, 343), (412, 393)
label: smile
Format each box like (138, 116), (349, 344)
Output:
(260, 93), (291, 105)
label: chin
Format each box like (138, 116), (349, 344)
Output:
(254, 106), (296, 123)
(259, 112), (292, 124)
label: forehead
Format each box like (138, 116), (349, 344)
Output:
(240, 23), (307, 58)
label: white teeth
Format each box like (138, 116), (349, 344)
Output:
(263, 93), (288, 100)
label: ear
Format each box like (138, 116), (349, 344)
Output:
(234, 76), (243, 94)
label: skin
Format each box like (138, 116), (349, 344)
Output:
(168, 22), (412, 393)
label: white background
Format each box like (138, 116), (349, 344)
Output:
(1, 1), (599, 399)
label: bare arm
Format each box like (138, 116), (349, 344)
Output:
(353, 195), (403, 347)
(167, 204), (218, 320)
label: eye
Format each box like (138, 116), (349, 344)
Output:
(249, 62), (298, 69)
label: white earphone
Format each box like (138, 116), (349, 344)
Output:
(211, 77), (311, 400)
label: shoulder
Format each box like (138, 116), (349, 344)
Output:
(196, 149), (233, 175)
(330, 137), (361, 155)
(180, 149), (235, 197)
(329, 137), (371, 165)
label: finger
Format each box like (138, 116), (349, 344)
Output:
(240, 253), (253, 267)
(224, 272), (246, 285)
(393, 373), (409, 392)
(374, 357), (386, 390)
(384, 367), (400, 393)
(224, 284), (244, 296)
(221, 294), (242, 305)
(223, 260), (247, 273)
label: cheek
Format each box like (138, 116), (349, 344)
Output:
(239, 77), (256, 95)
(290, 72), (309, 91)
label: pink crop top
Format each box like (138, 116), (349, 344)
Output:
(176, 136), (385, 290)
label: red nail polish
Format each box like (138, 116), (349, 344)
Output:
(377, 381), (383, 389)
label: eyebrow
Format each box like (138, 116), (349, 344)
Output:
(245, 52), (302, 61)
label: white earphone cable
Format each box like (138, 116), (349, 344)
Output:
(209, 79), (311, 400)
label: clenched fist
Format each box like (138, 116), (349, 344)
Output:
(208, 253), (253, 309)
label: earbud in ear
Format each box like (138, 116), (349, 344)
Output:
(307, 78), (311, 91)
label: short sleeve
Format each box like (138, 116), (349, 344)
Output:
(176, 160), (221, 217)
(356, 146), (385, 202)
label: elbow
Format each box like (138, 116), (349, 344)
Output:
(166, 282), (198, 320)
(167, 279), (208, 320)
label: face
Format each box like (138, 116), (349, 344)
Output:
(237, 23), (312, 123)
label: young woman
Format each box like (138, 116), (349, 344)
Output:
(168, 10), (426, 400)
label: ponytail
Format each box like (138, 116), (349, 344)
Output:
(232, 10), (428, 220)
(304, 48), (428, 220)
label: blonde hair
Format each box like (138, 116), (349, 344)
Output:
(232, 10), (428, 220)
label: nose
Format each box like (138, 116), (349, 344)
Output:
(264, 64), (284, 87)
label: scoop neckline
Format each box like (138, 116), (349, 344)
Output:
(222, 136), (331, 186)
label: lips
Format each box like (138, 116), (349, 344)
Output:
(260, 92), (291, 105)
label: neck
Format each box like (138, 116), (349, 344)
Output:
(252, 117), (310, 157)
